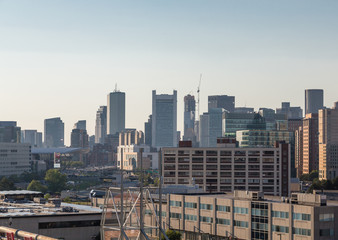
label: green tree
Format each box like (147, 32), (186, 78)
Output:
(27, 180), (48, 193)
(0, 177), (16, 191)
(44, 193), (51, 200)
(45, 169), (67, 193)
(162, 229), (181, 240)
(308, 170), (319, 181)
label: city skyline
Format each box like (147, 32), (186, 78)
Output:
(1, 1), (338, 145)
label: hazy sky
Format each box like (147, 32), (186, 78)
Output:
(0, 1), (337, 146)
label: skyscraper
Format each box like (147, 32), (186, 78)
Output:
(107, 90), (125, 135)
(305, 89), (324, 114)
(302, 113), (319, 175)
(183, 94), (196, 142)
(0, 121), (21, 143)
(95, 106), (107, 144)
(276, 102), (303, 119)
(208, 95), (235, 112)
(73, 120), (86, 130)
(71, 129), (89, 148)
(21, 129), (43, 148)
(199, 108), (225, 147)
(152, 90), (177, 148)
(44, 117), (64, 148)
(144, 115), (152, 146)
(319, 102), (338, 180)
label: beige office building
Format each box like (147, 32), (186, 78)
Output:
(319, 102), (338, 180)
(162, 142), (290, 196)
(145, 191), (338, 240)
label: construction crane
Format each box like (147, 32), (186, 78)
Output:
(197, 74), (202, 120)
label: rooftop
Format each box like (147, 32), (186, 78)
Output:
(0, 201), (102, 218)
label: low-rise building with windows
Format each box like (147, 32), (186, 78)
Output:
(145, 191), (338, 240)
(162, 142), (290, 196)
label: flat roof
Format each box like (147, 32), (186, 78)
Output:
(0, 190), (42, 195)
(0, 201), (102, 218)
(32, 147), (85, 154)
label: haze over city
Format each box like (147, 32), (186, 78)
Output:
(1, 0), (338, 145)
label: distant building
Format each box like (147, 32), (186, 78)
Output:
(0, 121), (21, 143)
(295, 126), (304, 177)
(44, 117), (64, 148)
(119, 129), (144, 146)
(144, 115), (152, 146)
(162, 142), (290, 196)
(107, 90), (125, 135)
(199, 108), (225, 147)
(73, 120), (86, 130)
(95, 106), (107, 144)
(224, 112), (266, 138)
(21, 130), (43, 148)
(237, 130), (293, 148)
(234, 107), (254, 113)
(319, 102), (338, 180)
(208, 95), (235, 112)
(152, 90), (177, 148)
(276, 102), (303, 119)
(70, 129), (89, 148)
(183, 95), (196, 144)
(302, 113), (319, 175)
(0, 143), (31, 177)
(305, 89), (324, 114)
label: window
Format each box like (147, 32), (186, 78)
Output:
(293, 228), (311, 236)
(272, 225), (289, 233)
(272, 211), (289, 219)
(200, 216), (213, 223)
(252, 208), (268, 217)
(39, 220), (101, 229)
(234, 220), (248, 228)
(184, 214), (197, 221)
(200, 203), (213, 210)
(216, 218), (230, 225)
(234, 207), (248, 214)
(319, 213), (334, 222)
(252, 223), (268, 231)
(184, 202), (197, 209)
(216, 205), (230, 212)
(320, 229), (334, 237)
(293, 213), (311, 221)
(145, 209), (152, 215)
(170, 200), (182, 207)
(169, 212), (181, 219)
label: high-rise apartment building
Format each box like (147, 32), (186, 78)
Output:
(152, 90), (177, 148)
(305, 89), (324, 114)
(95, 106), (107, 144)
(302, 113), (319, 175)
(0, 121), (21, 143)
(44, 117), (64, 148)
(21, 130), (43, 148)
(319, 102), (338, 180)
(107, 90), (125, 135)
(183, 95), (196, 142)
(208, 95), (235, 112)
